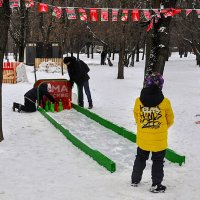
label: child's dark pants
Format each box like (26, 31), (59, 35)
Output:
(131, 147), (166, 185)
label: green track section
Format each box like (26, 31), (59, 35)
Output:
(38, 107), (116, 173)
(72, 103), (186, 166)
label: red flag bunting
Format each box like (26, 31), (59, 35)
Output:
(90, 8), (98, 21)
(112, 9), (118, 21)
(25, 0), (34, 8)
(147, 20), (154, 32)
(52, 7), (62, 18)
(121, 9), (128, 21)
(153, 9), (161, 17)
(79, 8), (87, 21)
(164, 10), (174, 17)
(10, 0), (19, 8)
(101, 8), (108, 21)
(196, 9), (200, 18)
(173, 9), (182, 16)
(186, 9), (192, 16)
(143, 10), (151, 20)
(0, 0), (3, 7)
(66, 8), (76, 20)
(132, 9), (140, 21)
(152, 9), (161, 23)
(161, 9), (168, 14)
(163, 9), (181, 17)
(38, 3), (48, 13)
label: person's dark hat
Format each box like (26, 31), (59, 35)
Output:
(39, 82), (48, 91)
(63, 56), (76, 64)
(144, 72), (164, 89)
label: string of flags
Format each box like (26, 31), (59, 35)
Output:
(1, 0), (200, 32)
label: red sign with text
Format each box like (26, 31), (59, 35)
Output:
(34, 79), (71, 103)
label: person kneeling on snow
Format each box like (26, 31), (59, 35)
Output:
(13, 83), (56, 112)
(131, 72), (174, 193)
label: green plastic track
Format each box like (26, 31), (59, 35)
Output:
(72, 103), (186, 166)
(38, 107), (116, 173)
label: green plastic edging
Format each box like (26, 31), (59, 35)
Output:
(72, 103), (186, 166)
(38, 107), (116, 173)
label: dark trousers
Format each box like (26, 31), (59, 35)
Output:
(78, 80), (92, 107)
(15, 97), (36, 112)
(131, 147), (166, 185)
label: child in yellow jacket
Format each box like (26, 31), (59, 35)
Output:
(131, 72), (174, 193)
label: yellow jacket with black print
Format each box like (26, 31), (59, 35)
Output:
(134, 95), (174, 152)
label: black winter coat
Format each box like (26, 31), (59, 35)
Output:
(24, 83), (55, 104)
(67, 60), (90, 86)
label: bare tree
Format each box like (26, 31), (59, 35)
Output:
(144, 0), (178, 80)
(0, 0), (11, 142)
(9, 0), (30, 62)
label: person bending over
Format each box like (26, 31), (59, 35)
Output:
(63, 56), (93, 109)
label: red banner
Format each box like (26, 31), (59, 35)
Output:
(0, 0), (3, 7)
(186, 9), (192, 16)
(196, 9), (200, 18)
(143, 10), (151, 20)
(66, 7), (77, 20)
(132, 10), (140, 21)
(79, 8), (87, 21)
(25, 0), (34, 8)
(38, 3), (48, 13)
(101, 8), (108, 21)
(112, 9), (118, 21)
(9, 0), (19, 8)
(173, 9), (182, 15)
(52, 7), (62, 18)
(121, 9), (128, 21)
(90, 8), (98, 21)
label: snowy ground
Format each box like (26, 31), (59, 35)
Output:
(1, 53), (200, 200)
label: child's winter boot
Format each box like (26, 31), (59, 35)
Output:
(150, 183), (166, 193)
(131, 181), (140, 187)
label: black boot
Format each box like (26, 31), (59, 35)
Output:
(12, 102), (22, 112)
(88, 104), (93, 109)
(13, 102), (18, 112)
(18, 104), (22, 112)
(150, 184), (166, 193)
(78, 102), (84, 107)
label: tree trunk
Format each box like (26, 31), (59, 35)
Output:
(18, 45), (24, 62)
(86, 43), (90, 58)
(91, 43), (94, 59)
(142, 43), (145, 61)
(117, 24), (126, 79)
(112, 53), (114, 60)
(117, 48), (125, 79)
(144, 0), (178, 81)
(18, 0), (26, 62)
(130, 49), (135, 67)
(145, 34), (151, 74)
(136, 43), (140, 62)
(0, 0), (11, 142)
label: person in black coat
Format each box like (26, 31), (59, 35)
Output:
(63, 56), (93, 109)
(13, 82), (56, 112)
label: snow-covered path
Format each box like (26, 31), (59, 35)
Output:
(50, 109), (137, 172)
